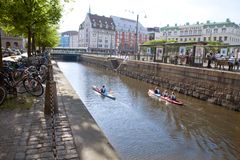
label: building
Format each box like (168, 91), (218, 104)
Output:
(147, 27), (161, 40)
(0, 29), (24, 49)
(158, 19), (240, 45)
(60, 31), (79, 47)
(111, 16), (148, 54)
(79, 13), (116, 53)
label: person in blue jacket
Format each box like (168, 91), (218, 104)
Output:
(170, 92), (176, 100)
(100, 85), (106, 94)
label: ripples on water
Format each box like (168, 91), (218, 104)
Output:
(57, 61), (240, 160)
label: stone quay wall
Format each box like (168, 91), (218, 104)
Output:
(81, 55), (240, 111)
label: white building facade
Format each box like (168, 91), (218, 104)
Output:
(79, 13), (116, 53)
(158, 19), (240, 45)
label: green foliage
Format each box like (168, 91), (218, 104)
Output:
(36, 25), (60, 48)
(143, 39), (177, 46)
(0, 0), (63, 56)
(205, 41), (224, 53)
(0, 95), (35, 110)
(143, 39), (167, 45)
(207, 41), (224, 46)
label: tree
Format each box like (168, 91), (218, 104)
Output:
(35, 24), (60, 52)
(0, 0), (62, 57)
(206, 41), (225, 54)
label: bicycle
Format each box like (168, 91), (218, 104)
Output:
(0, 86), (6, 105)
(0, 67), (44, 99)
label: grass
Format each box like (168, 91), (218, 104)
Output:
(0, 94), (35, 110)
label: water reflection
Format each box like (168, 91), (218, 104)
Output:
(57, 61), (240, 160)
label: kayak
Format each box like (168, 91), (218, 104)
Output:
(148, 89), (183, 105)
(160, 96), (183, 105)
(148, 89), (161, 98)
(92, 85), (116, 100)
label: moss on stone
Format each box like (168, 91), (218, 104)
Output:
(0, 95), (35, 110)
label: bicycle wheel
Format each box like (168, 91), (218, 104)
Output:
(0, 86), (7, 105)
(16, 81), (27, 94)
(39, 65), (48, 83)
(23, 78), (44, 97)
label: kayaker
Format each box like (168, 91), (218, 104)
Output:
(162, 90), (169, 97)
(170, 92), (176, 100)
(154, 87), (161, 94)
(100, 85), (106, 94)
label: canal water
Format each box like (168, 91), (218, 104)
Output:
(57, 61), (240, 160)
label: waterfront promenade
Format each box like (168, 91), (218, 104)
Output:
(0, 61), (120, 160)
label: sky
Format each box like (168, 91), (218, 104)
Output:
(59, 0), (240, 32)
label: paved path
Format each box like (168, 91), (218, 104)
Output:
(0, 61), (120, 160)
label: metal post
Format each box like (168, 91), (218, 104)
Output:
(136, 14), (139, 60)
(44, 63), (58, 115)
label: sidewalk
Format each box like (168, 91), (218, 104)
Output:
(0, 62), (120, 160)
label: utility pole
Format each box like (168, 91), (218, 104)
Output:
(136, 14), (139, 60)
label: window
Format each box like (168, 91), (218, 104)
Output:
(98, 44), (102, 48)
(222, 28), (226, 33)
(208, 37), (211, 41)
(193, 38), (196, 41)
(180, 38), (183, 41)
(214, 28), (218, 33)
(174, 31), (177, 35)
(203, 37), (206, 41)
(180, 31), (183, 35)
(189, 30), (192, 35)
(224, 36), (228, 41)
(198, 37), (201, 42)
(105, 39), (108, 43)
(219, 36), (222, 42)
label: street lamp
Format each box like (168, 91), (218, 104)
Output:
(135, 14), (139, 59)
(125, 10), (146, 60)
(134, 13), (147, 60)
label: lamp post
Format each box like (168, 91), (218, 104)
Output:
(136, 14), (139, 60)
(126, 10), (146, 60)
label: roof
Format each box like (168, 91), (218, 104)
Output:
(61, 31), (78, 36)
(203, 21), (240, 29)
(111, 15), (147, 33)
(88, 13), (115, 31)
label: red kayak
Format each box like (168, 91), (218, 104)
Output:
(160, 96), (183, 105)
(148, 89), (183, 105)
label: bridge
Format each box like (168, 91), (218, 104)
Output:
(51, 47), (87, 61)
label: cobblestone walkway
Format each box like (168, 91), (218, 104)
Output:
(0, 95), (79, 160)
(0, 61), (120, 160)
